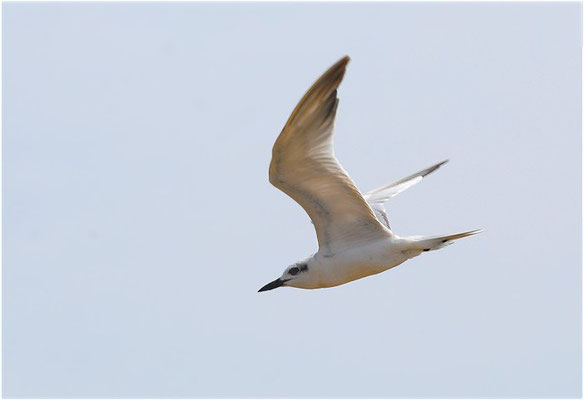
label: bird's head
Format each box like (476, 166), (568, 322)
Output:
(258, 261), (314, 292)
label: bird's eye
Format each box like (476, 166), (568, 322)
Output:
(289, 267), (300, 275)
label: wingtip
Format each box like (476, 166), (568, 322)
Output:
(277, 55), (352, 136)
(419, 159), (449, 178)
(462, 228), (485, 237)
(332, 55), (350, 72)
(329, 55), (350, 72)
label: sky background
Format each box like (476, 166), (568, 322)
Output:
(3, 2), (582, 398)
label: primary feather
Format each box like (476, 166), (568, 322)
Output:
(364, 160), (449, 229)
(269, 56), (390, 255)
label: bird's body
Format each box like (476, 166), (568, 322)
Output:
(259, 56), (482, 292)
(289, 237), (410, 289)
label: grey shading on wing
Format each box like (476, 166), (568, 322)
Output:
(364, 160), (449, 229)
(269, 56), (391, 255)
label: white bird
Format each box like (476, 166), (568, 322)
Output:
(259, 56), (482, 292)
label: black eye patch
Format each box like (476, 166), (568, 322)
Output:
(289, 267), (300, 275)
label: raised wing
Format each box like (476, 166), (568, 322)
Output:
(269, 56), (390, 255)
(364, 160), (449, 229)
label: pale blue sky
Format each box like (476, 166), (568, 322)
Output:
(3, 2), (582, 398)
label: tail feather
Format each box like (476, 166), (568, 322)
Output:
(414, 229), (484, 252)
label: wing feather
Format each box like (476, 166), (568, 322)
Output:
(269, 56), (390, 254)
(364, 160), (449, 229)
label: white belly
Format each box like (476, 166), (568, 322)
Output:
(313, 237), (412, 288)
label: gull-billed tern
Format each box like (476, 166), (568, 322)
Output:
(259, 56), (482, 292)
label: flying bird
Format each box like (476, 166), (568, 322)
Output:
(259, 56), (482, 292)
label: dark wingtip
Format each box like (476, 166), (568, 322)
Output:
(280, 55), (351, 132)
(324, 55), (350, 83)
(322, 56), (350, 82)
(420, 159), (450, 178)
(335, 56), (350, 74)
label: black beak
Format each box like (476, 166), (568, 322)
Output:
(258, 278), (287, 292)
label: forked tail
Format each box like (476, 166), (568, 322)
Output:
(413, 229), (484, 252)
